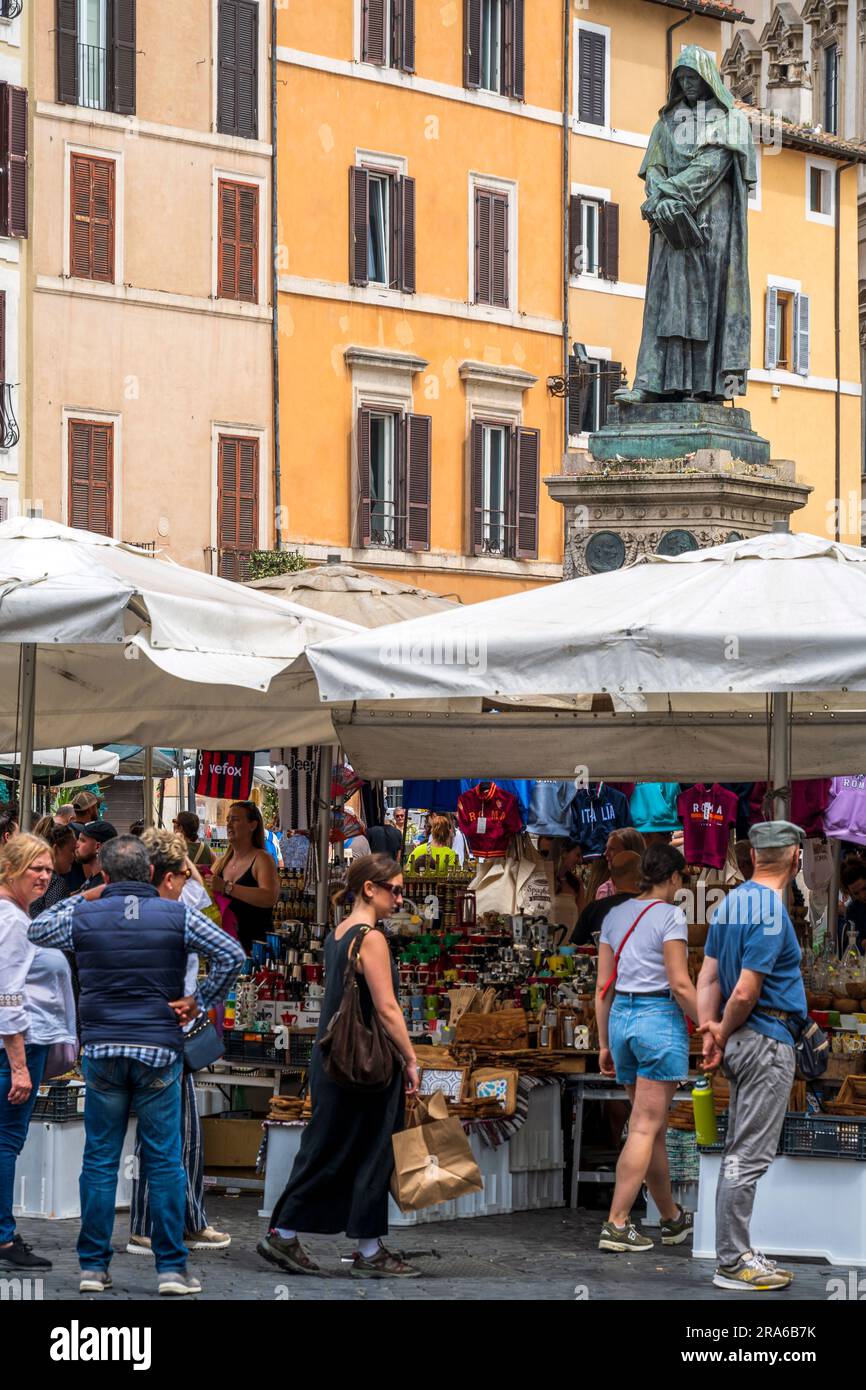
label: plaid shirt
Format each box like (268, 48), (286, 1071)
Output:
(29, 890), (245, 1069)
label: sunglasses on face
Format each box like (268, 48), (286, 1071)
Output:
(378, 883), (404, 899)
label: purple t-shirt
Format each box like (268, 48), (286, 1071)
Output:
(825, 776), (866, 846)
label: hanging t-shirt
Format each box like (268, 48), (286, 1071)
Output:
(721, 783), (754, 841)
(270, 746), (321, 832)
(457, 782), (523, 859)
(570, 784), (631, 859)
(195, 750), (255, 801)
(749, 779), (831, 839)
(629, 783), (682, 834)
(401, 780), (463, 813)
(460, 779), (531, 820)
(823, 776), (866, 846)
(676, 783), (738, 869)
(527, 780), (579, 837)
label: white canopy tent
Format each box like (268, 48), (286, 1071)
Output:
(0, 519), (362, 829)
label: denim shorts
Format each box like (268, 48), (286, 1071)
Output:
(608, 992), (689, 1084)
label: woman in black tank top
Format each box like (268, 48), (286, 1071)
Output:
(258, 854), (421, 1280)
(210, 802), (279, 956)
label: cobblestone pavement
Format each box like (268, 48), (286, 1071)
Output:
(14, 1200), (836, 1301)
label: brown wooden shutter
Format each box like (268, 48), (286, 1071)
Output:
(510, 0), (525, 100)
(567, 357), (591, 436)
(217, 0), (237, 135)
(470, 418), (485, 554)
(349, 166), (369, 286)
(474, 187), (490, 304)
(69, 420), (113, 536)
(578, 29), (605, 125)
(464, 0), (482, 89)
(569, 194), (582, 279)
(405, 412), (431, 551)
(70, 154), (115, 282)
(600, 200), (619, 282)
(237, 182), (258, 302)
(604, 360), (622, 421)
(399, 175), (415, 293)
(491, 192), (509, 308)
(218, 180), (237, 298)
(218, 434), (258, 579)
(513, 426), (539, 559)
(357, 407), (372, 546)
(235, 0), (258, 140)
(56, 0), (78, 105)
(399, 0), (415, 73)
(362, 0), (387, 64)
(110, 0), (136, 116)
(1, 85), (27, 239)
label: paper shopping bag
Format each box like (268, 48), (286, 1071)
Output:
(390, 1092), (484, 1213)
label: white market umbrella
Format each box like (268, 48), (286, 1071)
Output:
(0, 746), (120, 775)
(307, 531), (866, 783)
(246, 562), (461, 628)
(0, 518), (360, 825)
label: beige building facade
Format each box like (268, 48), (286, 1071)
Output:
(24, 0), (274, 573)
(0, 1), (28, 524)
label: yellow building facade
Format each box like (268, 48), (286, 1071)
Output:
(277, 0), (864, 601)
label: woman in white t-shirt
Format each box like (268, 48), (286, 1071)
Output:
(595, 844), (698, 1255)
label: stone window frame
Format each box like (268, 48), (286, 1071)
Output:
(801, 0), (847, 136)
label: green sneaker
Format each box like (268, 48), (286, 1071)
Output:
(659, 1204), (694, 1245)
(598, 1220), (654, 1253)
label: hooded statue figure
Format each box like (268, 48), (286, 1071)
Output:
(615, 46), (757, 405)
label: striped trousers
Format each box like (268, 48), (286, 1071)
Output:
(129, 1070), (207, 1237)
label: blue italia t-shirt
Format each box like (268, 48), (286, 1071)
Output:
(705, 882), (807, 1046)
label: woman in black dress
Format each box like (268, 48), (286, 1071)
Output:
(258, 854), (420, 1279)
(210, 801), (279, 956)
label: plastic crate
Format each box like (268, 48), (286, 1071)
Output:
(782, 1113), (866, 1160)
(287, 1031), (315, 1067)
(32, 1083), (85, 1122)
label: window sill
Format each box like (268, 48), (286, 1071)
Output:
(293, 540), (560, 581)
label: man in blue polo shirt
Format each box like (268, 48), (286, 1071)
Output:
(697, 820), (807, 1293)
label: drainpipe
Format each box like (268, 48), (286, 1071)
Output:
(271, 0), (283, 551)
(666, 6), (696, 82)
(834, 160), (856, 543)
(561, 0), (570, 461)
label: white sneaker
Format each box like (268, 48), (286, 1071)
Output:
(126, 1236), (152, 1255)
(158, 1268), (202, 1296)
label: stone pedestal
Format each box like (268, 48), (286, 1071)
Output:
(589, 401), (770, 467)
(546, 452), (810, 581)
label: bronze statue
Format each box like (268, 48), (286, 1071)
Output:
(615, 46), (757, 405)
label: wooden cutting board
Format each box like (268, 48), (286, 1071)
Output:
(455, 1008), (529, 1050)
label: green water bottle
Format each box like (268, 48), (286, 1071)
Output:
(692, 1076), (718, 1147)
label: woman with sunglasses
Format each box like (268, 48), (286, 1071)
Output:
(259, 855), (420, 1279)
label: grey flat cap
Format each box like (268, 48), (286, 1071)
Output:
(749, 820), (805, 850)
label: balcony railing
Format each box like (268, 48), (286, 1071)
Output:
(0, 383), (19, 450)
(123, 539), (156, 554)
(204, 547), (252, 581)
(78, 43), (108, 111)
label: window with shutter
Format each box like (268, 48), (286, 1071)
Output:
(577, 27), (606, 126)
(405, 412), (431, 551)
(349, 166), (370, 287)
(474, 187), (509, 307)
(56, 0), (79, 104)
(217, 0), (258, 140)
(464, 0), (483, 89)
(399, 175), (416, 294)
(470, 418), (486, 554)
(764, 286), (778, 370)
(218, 179), (259, 303)
(793, 292), (810, 377)
(397, 0), (415, 73)
(70, 153), (115, 282)
(218, 433), (259, 579)
(362, 0), (387, 64)
(0, 84), (27, 239)
(513, 426), (539, 560)
(68, 419), (114, 535)
(504, 0), (524, 100)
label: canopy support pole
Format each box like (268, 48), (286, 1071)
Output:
(769, 692), (791, 821)
(18, 643), (36, 831)
(143, 746), (154, 827)
(315, 745), (334, 927)
(828, 836), (842, 959)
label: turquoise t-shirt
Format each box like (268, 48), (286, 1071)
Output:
(629, 782), (682, 833)
(705, 882), (807, 1046)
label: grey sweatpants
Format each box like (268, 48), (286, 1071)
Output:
(715, 1025), (795, 1267)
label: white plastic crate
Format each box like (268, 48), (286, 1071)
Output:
(694, 1153), (866, 1266)
(511, 1166), (564, 1211)
(14, 1118), (137, 1219)
(389, 1130), (512, 1226)
(260, 1122), (305, 1217)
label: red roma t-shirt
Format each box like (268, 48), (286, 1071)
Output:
(457, 782), (523, 859)
(676, 783), (739, 869)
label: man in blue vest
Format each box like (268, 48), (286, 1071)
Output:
(29, 834), (245, 1297)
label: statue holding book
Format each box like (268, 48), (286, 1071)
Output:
(615, 46), (757, 405)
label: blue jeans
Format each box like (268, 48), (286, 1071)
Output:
(0, 1043), (49, 1244)
(79, 1055), (187, 1273)
(608, 992), (689, 1084)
